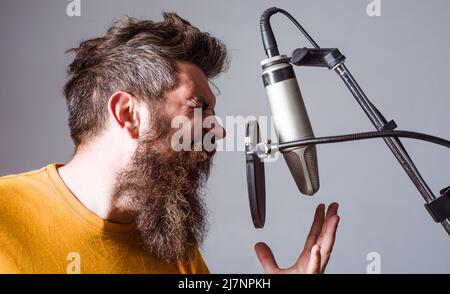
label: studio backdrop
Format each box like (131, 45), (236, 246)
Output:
(1, 0), (449, 273)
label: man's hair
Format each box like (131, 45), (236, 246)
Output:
(63, 12), (228, 147)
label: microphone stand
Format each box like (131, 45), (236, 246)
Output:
(334, 63), (450, 234)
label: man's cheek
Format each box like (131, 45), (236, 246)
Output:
(202, 115), (224, 152)
(170, 115), (193, 151)
(192, 108), (204, 150)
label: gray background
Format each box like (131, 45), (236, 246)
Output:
(1, 0), (449, 273)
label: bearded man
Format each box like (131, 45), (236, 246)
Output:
(0, 13), (339, 274)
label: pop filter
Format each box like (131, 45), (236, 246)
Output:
(245, 120), (266, 228)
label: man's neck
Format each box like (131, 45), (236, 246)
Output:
(58, 140), (134, 224)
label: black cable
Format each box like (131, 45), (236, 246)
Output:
(260, 7), (320, 57)
(278, 130), (450, 151)
(274, 8), (320, 49)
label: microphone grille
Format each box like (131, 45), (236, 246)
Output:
(283, 145), (319, 196)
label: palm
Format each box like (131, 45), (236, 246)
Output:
(255, 203), (340, 274)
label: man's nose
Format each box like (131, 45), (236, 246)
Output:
(203, 115), (226, 141)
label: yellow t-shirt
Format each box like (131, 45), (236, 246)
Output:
(0, 163), (209, 274)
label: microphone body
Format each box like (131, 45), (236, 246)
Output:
(261, 55), (320, 195)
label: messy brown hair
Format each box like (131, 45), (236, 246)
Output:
(63, 12), (228, 147)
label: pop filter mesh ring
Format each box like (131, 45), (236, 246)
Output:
(245, 120), (266, 228)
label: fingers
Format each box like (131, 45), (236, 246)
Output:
(325, 202), (339, 220)
(257, 202), (340, 275)
(317, 202), (339, 245)
(303, 204), (325, 254)
(319, 214), (340, 273)
(255, 242), (280, 274)
(306, 244), (321, 274)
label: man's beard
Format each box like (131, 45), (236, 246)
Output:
(112, 111), (215, 264)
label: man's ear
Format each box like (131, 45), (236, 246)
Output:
(107, 91), (141, 139)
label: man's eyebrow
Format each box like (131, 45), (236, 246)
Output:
(192, 95), (216, 115)
(194, 95), (210, 107)
(195, 95), (207, 104)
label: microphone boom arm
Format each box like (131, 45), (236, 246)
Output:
(333, 62), (450, 235)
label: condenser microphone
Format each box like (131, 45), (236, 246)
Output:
(260, 8), (319, 195)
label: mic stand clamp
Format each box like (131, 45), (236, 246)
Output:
(425, 186), (450, 223)
(290, 47), (345, 69)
